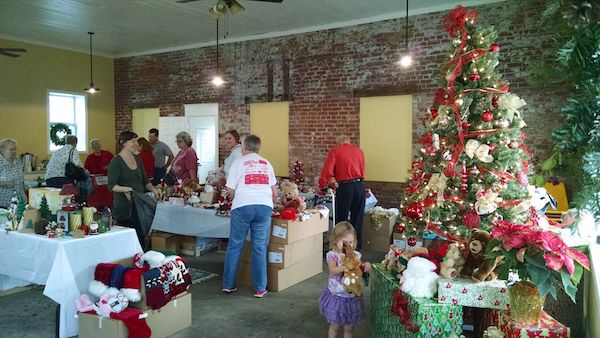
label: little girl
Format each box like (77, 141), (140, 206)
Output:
(319, 221), (371, 338)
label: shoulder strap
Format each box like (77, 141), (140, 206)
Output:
(68, 148), (74, 163)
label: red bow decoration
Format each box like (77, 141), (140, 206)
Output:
(391, 290), (419, 333)
(443, 6), (479, 36)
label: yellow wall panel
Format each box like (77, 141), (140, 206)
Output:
(360, 95), (412, 182)
(132, 108), (160, 139)
(0, 38), (115, 162)
(250, 102), (289, 177)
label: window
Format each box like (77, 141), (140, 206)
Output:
(48, 91), (87, 152)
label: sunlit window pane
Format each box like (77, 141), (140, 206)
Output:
(48, 91), (87, 152)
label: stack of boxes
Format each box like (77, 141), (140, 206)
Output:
(238, 210), (328, 291)
(362, 213), (398, 252)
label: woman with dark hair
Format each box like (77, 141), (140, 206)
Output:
(137, 137), (155, 181)
(223, 129), (242, 178)
(108, 131), (161, 246)
(171, 131), (199, 183)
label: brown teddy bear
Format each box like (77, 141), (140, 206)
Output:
(278, 180), (306, 212)
(460, 229), (502, 282)
(439, 243), (465, 279)
(341, 242), (364, 296)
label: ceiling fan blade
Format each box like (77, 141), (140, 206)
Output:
(175, 0), (198, 3)
(0, 48), (27, 52)
(0, 51), (21, 57)
(248, 0), (283, 2)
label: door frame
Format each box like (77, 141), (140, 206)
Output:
(184, 103), (219, 183)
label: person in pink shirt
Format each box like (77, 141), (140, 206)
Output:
(171, 131), (199, 183)
(319, 135), (366, 250)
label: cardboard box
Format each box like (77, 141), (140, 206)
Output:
(78, 293), (192, 338)
(270, 210), (328, 245)
(180, 235), (196, 256)
(151, 231), (181, 255)
(362, 214), (396, 252)
(179, 236), (220, 256)
(29, 187), (73, 215)
(241, 233), (323, 269)
(237, 250), (323, 292)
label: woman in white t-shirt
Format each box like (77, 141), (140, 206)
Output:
(223, 129), (242, 178)
(221, 134), (277, 298)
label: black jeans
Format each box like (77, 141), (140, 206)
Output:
(335, 180), (366, 250)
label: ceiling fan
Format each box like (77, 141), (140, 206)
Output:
(177, 0), (282, 16)
(0, 48), (26, 58)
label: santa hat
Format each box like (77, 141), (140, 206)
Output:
(121, 269), (142, 302)
(89, 263), (119, 297)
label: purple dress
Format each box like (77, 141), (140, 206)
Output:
(319, 250), (365, 326)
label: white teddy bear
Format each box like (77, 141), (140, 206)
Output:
(400, 256), (439, 299)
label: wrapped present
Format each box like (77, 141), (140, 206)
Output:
(499, 310), (570, 338)
(438, 278), (510, 310)
(371, 264), (463, 338)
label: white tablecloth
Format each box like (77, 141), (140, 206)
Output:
(151, 202), (232, 237)
(0, 226), (142, 338)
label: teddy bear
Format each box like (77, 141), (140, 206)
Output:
(279, 180), (306, 212)
(461, 229), (502, 282)
(439, 243), (465, 280)
(381, 244), (429, 279)
(400, 256), (439, 298)
(341, 242), (364, 296)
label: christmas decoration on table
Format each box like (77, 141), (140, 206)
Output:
(499, 310), (570, 338)
(49, 122), (72, 147)
(45, 221), (59, 238)
(367, 206), (400, 231)
(15, 196), (25, 224)
(290, 160), (308, 193)
(38, 194), (53, 222)
(437, 277), (509, 310)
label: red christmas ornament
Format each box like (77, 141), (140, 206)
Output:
(490, 44), (500, 52)
(407, 237), (417, 247)
(461, 121), (471, 130)
(508, 140), (519, 149)
(462, 210), (481, 228)
(430, 106), (439, 118)
(470, 73), (480, 81)
(395, 223), (406, 233)
(404, 202), (423, 220)
(481, 111), (494, 122)
(491, 96), (499, 107)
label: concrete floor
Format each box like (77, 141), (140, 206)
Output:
(0, 250), (385, 338)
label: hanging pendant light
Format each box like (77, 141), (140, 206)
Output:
(398, 0), (413, 68)
(212, 19), (225, 86)
(84, 32), (100, 93)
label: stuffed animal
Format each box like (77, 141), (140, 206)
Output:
(280, 180), (306, 212)
(381, 245), (429, 279)
(93, 287), (129, 317)
(439, 243), (465, 279)
(400, 256), (439, 298)
(461, 230), (502, 282)
(341, 242), (364, 296)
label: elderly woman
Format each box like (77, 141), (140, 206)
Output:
(84, 138), (114, 176)
(171, 131), (199, 183)
(45, 134), (84, 188)
(0, 138), (26, 208)
(223, 129), (242, 178)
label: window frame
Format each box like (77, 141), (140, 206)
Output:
(47, 90), (88, 154)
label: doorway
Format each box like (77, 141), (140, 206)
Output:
(184, 103), (218, 183)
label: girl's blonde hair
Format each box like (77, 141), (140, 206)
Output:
(329, 221), (357, 251)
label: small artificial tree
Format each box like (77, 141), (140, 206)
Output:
(39, 195), (52, 222)
(290, 160), (306, 192)
(15, 197), (26, 223)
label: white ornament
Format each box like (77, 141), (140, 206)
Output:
(464, 139), (494, 163)
(498, 93), (527, 126)
(475, 190), (502, 215)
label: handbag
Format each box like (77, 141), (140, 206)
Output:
(163, 170), (178, 186)
(65, 148), (87, 181)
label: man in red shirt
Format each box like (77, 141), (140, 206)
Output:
(319, 135), (366, 249)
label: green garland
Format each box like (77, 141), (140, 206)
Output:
(49, 123), (72, 146)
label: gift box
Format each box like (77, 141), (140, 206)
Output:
(438, 278), (510, 310)
(371, 264), (463, 338)
(499, 310), (570, 338)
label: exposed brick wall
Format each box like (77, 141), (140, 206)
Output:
(114, 0), (570, 208)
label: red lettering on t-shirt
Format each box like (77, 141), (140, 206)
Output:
(245, 173), (269, 184)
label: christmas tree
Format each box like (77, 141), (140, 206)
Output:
(396, 6), (534, 242)
(39, 195), (52, 222)
(290, 160), (306, 192)
(16, 197), (26, 223)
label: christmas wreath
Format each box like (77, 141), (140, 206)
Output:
(49, 123), (72, 146)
